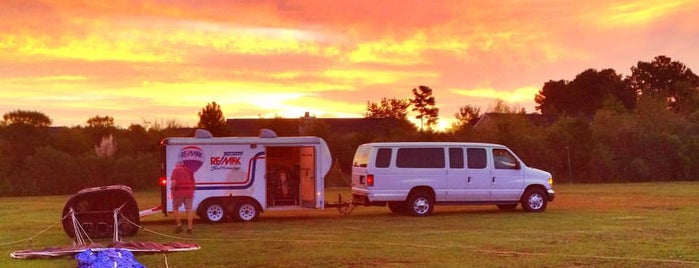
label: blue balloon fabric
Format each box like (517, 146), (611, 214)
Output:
(75, 248), (145, 268)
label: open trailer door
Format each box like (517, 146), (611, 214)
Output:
(266, 146), (317, 208)
(299, 146), (317, 208)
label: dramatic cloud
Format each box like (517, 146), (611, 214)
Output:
(0, 0), (697, 130)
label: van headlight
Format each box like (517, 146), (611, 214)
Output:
(548, 178), (554, 186)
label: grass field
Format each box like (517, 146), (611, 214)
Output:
(2, 182), (699, 267)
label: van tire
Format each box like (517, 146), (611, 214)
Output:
(521, 188), (547, 212)
(235, 200), (260, 222)
(407, 190), (434, 217)
(201, 200), (228, 222)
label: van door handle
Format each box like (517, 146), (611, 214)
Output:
(492, 176), (496, 183)
(467, 177), (471, 184)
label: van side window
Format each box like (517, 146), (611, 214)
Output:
(375, 148), (392, 168)
(396, 148), (445, 168)
(493, 149), (520, 169)
(467, 148), (487, 169)
(449, 148), (464, 169)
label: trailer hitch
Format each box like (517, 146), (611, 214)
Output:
(324, 193), (356, 215)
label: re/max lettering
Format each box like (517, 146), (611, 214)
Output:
(210, 156), (241, 165)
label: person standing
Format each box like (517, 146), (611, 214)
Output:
(171, 161), (195, 234)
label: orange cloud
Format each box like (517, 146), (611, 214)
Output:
(452, 86), (540, 103)
(323, 68), (438, 85)
(0, 0), (697, 130)
(596, 0), (690, 26)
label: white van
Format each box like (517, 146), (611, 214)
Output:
(351, 142), (555, 216)
(160, 129), (332, 222)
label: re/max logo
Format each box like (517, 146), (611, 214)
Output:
(180, 150), (202, 158)
(210, 151), (244, 166)
(211, 156), (241, 165)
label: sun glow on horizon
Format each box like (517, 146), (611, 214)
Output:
(0, 0), (696, 130)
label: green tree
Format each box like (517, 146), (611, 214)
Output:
(489, 99), (525, 114)
(84, 115), (117, 145)
(535, 80), (567, 116)
(451, 105), (481, 133)
(535, 69), (634, 117)
(672, 81), (699, 115)
(364, 97), (417, 139)
(545, 116), (594, 183)
(1, 110), (52, 127)
(0, 111), (52, 168)
(411, 85), (439, 132)
(86, 115), (114, 128)
(198, 102), (230, 136)
(628, 55), (699, 112)
(365, 97), (411, 119)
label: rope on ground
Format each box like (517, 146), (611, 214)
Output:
(122, 216), (438, 249)
(473, 249), (699, 266)
(0, 214), (68, 248)
(162, 253), (169, 268)
(123, 217), (699, 265)
(5, 215), (698, 266)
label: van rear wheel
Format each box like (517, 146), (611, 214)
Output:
(407, 191), (434, 217)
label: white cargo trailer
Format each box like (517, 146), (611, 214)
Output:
(159, 129), (332, 222)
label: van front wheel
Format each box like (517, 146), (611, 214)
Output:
(407, 191), (434, 217)
(521, 188), (547, 212)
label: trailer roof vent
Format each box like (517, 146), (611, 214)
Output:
(194, 129), (213, 139)
(259, 128), (278, 138)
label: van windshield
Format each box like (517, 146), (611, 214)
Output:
(352, 147), (371, 167)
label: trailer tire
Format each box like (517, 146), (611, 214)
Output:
(235, 199), (260, 222)
(201, 200), (228, 223)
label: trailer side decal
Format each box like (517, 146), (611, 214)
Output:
(195, 151), (265, 190)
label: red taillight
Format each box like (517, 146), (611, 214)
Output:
(366, 174), (374, 186)
(160, 177), (167, 186)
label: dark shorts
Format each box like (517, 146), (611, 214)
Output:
(173, 197), (193, 210)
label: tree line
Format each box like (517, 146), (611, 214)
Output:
(0, 55), (697, 196)
(363, 55), (699, 184)
(0, 102), (235, 196)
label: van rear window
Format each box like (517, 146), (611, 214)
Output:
(353, 147), (371, 167)
(396, 148), (444, 168)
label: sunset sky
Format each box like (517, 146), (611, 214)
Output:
(1, 0), (698, 131)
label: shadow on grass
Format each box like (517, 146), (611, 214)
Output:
(139, 205), (528, 228)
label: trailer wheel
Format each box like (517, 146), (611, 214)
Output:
(235, 200), (259, 222)
(202, 200), (227, 223)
